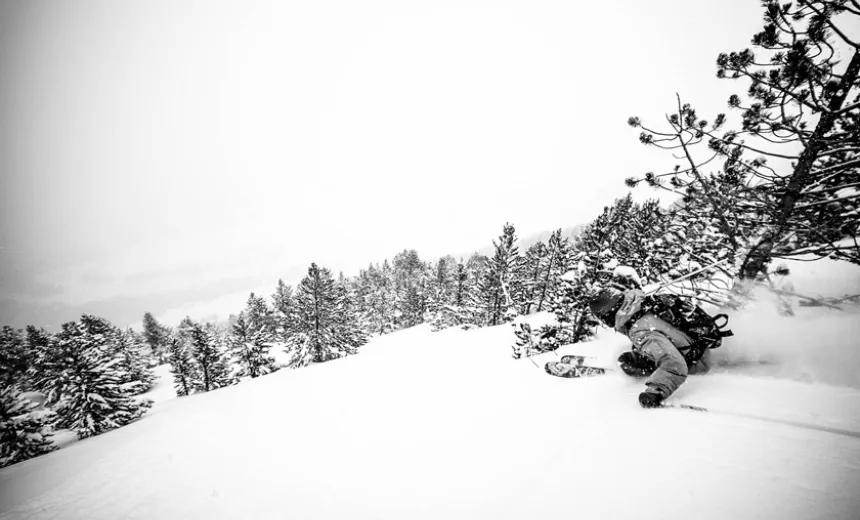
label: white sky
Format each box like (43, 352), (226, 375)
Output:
(0, 0), (766, 329)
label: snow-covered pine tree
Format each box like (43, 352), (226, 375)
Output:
(352, 266), (376, 333)
(51, 315), (153, 439)
(0, 386), (56, 468)
(356, 262), (396, 335)
(511, 320), (563, 359)
(246, 293), (276, 336)
(392, 249), (428, 328)
(166, 337), (197, 397)
(187, 321), (234, 392)
(479, 223), (524, 326)
(0, 326), (31, 389)
(272, 279), (296, 336)
(333, 275), (369, 351)
(228, 312), (277, 379)
(424, 256), (456, 326)
(24, 326), (59, 402)
(519, 242), (547, 315)
(112, 328), (157, 394)
(425, 257), (468, 331)
(534, 229), (572, 313)
(454, 253), (487, 328)
(286, 263), (366, 367)
(623, 200), (677, 284)
(141, 312), (171, 364)
(648, 198), (738, 305)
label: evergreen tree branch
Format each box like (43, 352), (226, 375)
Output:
(803, 2), (860, 48)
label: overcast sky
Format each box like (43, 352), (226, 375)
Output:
(0, 0), (766, 329)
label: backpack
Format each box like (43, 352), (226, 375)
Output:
(634, 294), (734, 366)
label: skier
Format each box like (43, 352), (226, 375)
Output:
(589, 287), (694, 408)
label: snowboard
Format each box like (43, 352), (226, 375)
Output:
(544, 355), (606, 378)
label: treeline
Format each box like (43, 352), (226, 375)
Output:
(150, 262), (370, 398)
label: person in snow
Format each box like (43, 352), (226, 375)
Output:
(769, 262), (795, 317)
(589, 287), (694, 408)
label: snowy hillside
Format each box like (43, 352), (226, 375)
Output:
(2, 258), (860, 520)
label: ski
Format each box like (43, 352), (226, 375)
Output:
(558, 355), (596, 365)
(544, 355), (606, 379)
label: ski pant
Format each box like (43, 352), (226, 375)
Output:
(629, 331), (688, 398)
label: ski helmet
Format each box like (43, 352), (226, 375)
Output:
(589, 288), (624, 326)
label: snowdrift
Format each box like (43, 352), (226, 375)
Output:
(1, 257), (859, 519)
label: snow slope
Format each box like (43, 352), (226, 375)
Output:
(2, 258), (860, 519)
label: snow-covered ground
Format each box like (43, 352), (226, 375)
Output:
(2, 258), (860, 519)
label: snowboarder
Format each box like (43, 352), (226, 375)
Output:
(590, 288), (695, 408)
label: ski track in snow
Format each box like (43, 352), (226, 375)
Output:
(1, 320), (860, 520)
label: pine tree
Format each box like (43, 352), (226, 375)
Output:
(228, 313), (277, 379)
(166, 337), (197, 397)
(428, 259), (477, 331)
(0, 386), (56, 468)
(187, 322), (234, 392)
(333, 276), (369, 351)
(629, 0), (860, 280)
(519, 242), (547, 315)
(546, 271), (600, 345)
(479, 223), (524, 326)
(141, 312), (171, 364)
(272, 279), (296, 335)
(353, 266), (377, 333)
(112, 328), (157, 394)
(287, 263), (367, 367)
(0, 326), (31, 389)
(246, 293), (276, 335)
(51, 315), (153, 439)
(429, 256), (456, 307)
(392, 249), (428, 327)
(535, 230), (572, 313)
(358, 263), (396, 335)
(24, 326), (60, 403)
(456, 253), (488, 328)
(625, 200), (679, 284)
(512, 321), (562, 359)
